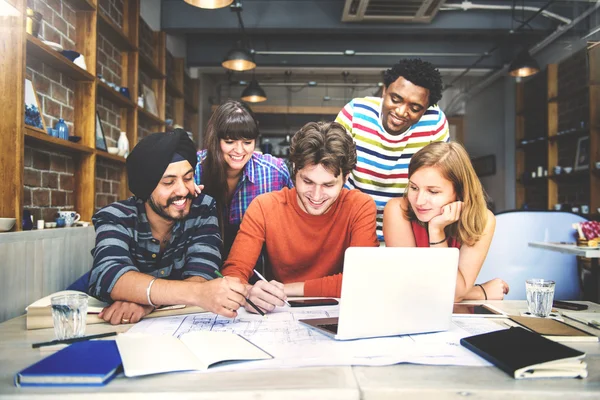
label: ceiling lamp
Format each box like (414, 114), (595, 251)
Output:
(183, 0), (233, 9)
(222, 47), (256, 71)
(241, 79), (267, 102)
(509, 49), (540, 78)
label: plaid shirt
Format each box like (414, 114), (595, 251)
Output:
(195, 150), (293, 225)
(88, 195), (222, 303)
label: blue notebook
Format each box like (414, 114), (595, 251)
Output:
(15, 340), (122, 387)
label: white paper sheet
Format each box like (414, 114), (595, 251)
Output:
(127, 306), (505, 371)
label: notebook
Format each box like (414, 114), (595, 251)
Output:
(15, 340), (122, 387)
(460, 327), (587, 379)
(116, 331), (273, 377)
(509, 316), (598, 342)
(299, 247), (459, 340)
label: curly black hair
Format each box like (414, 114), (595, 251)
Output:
(383, 59), (443, 107)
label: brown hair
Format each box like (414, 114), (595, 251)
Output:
(289, 121), (356, 181)
(403, 142), (488, 246)
(202, 100), (259, 226)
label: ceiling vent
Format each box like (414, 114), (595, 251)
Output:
(342, 0), (447, 23)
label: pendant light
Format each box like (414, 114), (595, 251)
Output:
(221, 1), (256, 72)
(241, 79), (267, 103)
(183, 0), (233, 9)
(222, 46), (256, 71)
(509, 49), (540, 78)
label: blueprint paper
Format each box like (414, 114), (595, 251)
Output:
(127, 306), (502, 371)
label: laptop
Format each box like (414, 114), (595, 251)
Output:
(299, 247), (459, 340)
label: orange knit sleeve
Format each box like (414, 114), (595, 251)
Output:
(304, 274), (343, 297)
(221, 197), (268, 283)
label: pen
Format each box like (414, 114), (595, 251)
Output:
(32, 332), (117, 349)
(215, 270), (265, 317)
(253, 269), (291, 307)
(562, 314), (600, 331)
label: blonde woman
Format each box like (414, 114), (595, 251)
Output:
(383, 142), (508, 301)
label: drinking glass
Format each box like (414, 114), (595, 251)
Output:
(51, 294), (88, 340)
(525, 279), (555, 317)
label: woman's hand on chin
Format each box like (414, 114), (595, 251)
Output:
(428, 201), (463, 230)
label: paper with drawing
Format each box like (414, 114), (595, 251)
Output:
(127, 306), (504, 371)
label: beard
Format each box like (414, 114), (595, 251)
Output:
(147, 193), (193, 221)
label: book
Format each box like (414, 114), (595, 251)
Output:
(116, 331), (273, 377)
(460, 327), (587, 379)
(15, 340), (122, 387)
(509, 316), (599, 342)
(26, 290), (207, 330)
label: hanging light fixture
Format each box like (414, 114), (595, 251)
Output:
(241, 79), (267, 102)
(221, 1), (256, 71)
(508, 49), (540, 77)
(222, 45), (256, 71)
(183, 0), (233, 9)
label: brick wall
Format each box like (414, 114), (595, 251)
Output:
(139, 17), (154, 61)
(98, 0), (124, 28)
(23, 145), (75, 222)
(138, 69), (155, 141)
(24, 0), (78, 222)
(95, 160), (122, 211)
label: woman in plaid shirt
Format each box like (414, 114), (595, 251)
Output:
(196, 100), (293, 259)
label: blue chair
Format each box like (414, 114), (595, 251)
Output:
(477, 211), (587, 300)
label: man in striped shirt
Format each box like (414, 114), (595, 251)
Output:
(89, 130), (247, 325)
(336, 59), (449, 240)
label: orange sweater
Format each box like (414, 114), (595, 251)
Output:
(221, 187), (378, 297)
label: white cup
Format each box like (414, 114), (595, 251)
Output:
(36, 219), (44, 230)
(581, 205), (589, 214)
(58, 211), (80, 227)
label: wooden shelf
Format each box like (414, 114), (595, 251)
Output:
(26, 35), (95, 82)
(65, 0), (96, 10)
(516, 137), (547, 149)
(210, 104), (341, 115)
(139, 53), (165, 79)
(548, 129), (588, 142)
(548, 170), (589, 181)
(96, 150), (126, 164)
(97, 11), (137, 51)
(138, 107), (165, 125)
(97, 80), (136, 109)
(166, 78), (184, 98)
(24, 126), (93, 154)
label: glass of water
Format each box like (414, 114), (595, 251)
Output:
(51, 293), (88, 340)
(525, 279), (555, 317)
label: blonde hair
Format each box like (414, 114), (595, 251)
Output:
(404, 142), (488, 246)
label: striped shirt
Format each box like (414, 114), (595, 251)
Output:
(336, 96), (449, 239)
(195, 150), (293, 225)
(88, 195), (222, 303)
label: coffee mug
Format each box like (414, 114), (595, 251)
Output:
(58, 211), (80, 227)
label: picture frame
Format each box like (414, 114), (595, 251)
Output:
(24, 79), (46, 131)
(574, 136), (589, 171)
(95, 111), (107, 151)
(142, 84), (158, 117)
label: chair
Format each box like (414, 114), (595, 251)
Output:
(477, 211), (588, 300)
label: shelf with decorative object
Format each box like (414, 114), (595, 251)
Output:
(166, 78), (184, 99)
(548, 129), (589, 142)
(138, 106), (165, 125)
(95, 149), (126, 164)
(24, 126), (94, 154)
(97, 10), (137, 52)
(97, 80), (136, 109)
(26, 35), (95, 82)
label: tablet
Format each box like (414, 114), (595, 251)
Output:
(452, 304), (507, 318)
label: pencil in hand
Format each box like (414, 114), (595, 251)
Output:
(214, 270), (265, 316)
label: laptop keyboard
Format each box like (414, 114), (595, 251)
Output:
(317, 323), (339, 334)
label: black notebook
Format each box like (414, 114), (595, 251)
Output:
(460, 327), (587, 379)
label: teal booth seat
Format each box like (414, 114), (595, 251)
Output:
(477, 211), (588, 300)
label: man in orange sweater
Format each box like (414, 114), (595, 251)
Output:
(221, 121), (378, 313)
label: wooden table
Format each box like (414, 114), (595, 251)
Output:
(1, 301), (599, 399)
(529, 242), (600, 302)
